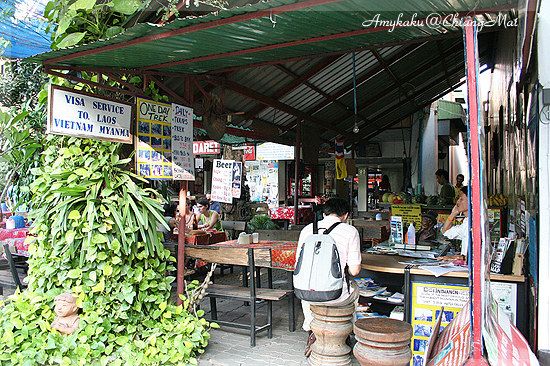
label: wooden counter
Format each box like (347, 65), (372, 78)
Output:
(361, 253), (525, 282)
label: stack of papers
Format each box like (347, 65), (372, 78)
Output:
(373, 291), (393, 300)
(419, 263), (468, 277)
(360, 287), (388, 298)
(387, 292), (404, 303)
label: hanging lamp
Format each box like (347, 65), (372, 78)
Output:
(352, 52), (359, 133)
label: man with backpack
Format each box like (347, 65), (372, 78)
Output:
(294, 197), (362, 357)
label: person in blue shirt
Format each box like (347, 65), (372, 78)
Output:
(206, 192), (221, 214)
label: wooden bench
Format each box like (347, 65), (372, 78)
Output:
(185, 245), (294, 347)
(1, 243), (27, 294)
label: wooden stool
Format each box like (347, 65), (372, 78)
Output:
(353, 318), (413, 366)
(309, 303), (355, 366)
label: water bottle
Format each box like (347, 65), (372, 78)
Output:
(407, 223), (416, 245)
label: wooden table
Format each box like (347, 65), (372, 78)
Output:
(209, 239), (298, 270)
(350, 219), (389, 245)
(164, 231), (227, 257)
(185, 239), (298, 332)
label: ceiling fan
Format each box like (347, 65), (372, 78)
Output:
(201, 90), (244, 141)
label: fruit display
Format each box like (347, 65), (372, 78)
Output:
(400, 192), (413, 204)
(488, 193), (508, 207)
(438, 195), (454, 205)
(427, 195), (439, 205)
(412, 194), (427, 204)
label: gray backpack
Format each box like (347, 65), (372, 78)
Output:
(293, 221), (347, 302)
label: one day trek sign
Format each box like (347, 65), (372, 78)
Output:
(47, 85), (133, 144)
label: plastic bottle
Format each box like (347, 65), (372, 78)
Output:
(407, 223), (416, 246)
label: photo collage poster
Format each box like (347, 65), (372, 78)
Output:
(409, 281), (469, 366)
(135, 97), (173, 180)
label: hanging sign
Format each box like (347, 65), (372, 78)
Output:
(193, 140), (220, 155)
(256, 142), (294, 160)
(136, 98), (173, 179)
(47, 85), (133, 144)
(171, 104), (194, 180)
(244, 144), (256, 161)
(135, 97), (194, 180)
(211, 159), (242, 204)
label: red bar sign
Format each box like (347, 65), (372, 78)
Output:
(193, 140), (220, 155)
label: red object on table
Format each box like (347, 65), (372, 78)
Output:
(0, 227), (28, 240)
(211, 239), (298, 270)
(185, 231), (227, 245)
(0, 227), (33, 257)
(269, 206), (314, 224)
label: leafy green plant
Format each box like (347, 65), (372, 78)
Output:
(247, 214), (279, 232)
(0, 138), (216, 365)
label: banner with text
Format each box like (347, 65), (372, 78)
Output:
(211, 159), (242, 203)
(171, 104), (194, 180)
(136, 98), (173, 179)
(410, 281), (469, 366)
(47, 85), (133, 144)
(135, 98), (194, 180)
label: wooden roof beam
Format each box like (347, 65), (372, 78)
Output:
(330, 41), (465, 133)
(280, 43), (423, 133)
(205, 76), (363, 143)
(243, 55), (340, 121)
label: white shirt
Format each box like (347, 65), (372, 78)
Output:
(297, 215), (362, 303)
(442, 219), (469, 257)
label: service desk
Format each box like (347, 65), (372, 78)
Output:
(360, 253), (528, 342)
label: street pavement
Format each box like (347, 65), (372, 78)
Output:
(194, 268), (362, 366)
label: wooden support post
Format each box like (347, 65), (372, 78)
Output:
(463, 21), (489, 366)
(177, 181), (188, 305)
(293, 120), (301, 225)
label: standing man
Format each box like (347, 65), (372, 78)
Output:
(297, 197), (362, 357)
(435, 169), (455, 204)
(454, 173), (465, 203)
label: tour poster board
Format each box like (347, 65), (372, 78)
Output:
(425, 301), (471, 366)
(171, 103), (194, 180)
(410, 281), (469, 366)
(392, 204), (422, 232)
(211, 159), (242, 204)
(135, 97), (194, 180)
(47, 85), (133, 144)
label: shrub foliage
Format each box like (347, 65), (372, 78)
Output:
(0, 138), (213, 365)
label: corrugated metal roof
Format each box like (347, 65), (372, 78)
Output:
(25, 0), (517, 147)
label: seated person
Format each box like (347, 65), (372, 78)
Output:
(195, 197), (223, 231)
(51, 293), (80, 335)
(416, 210), (438, 243)
(438, 186), (469, 262)
(168, 199), (197, 232)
